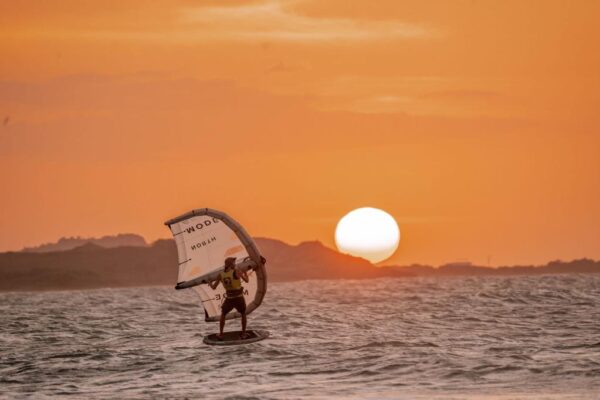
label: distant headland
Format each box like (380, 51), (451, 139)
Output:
(21, 234), (148, 253)
(0, 235), (598, 292)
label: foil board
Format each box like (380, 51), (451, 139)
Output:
(203, 330), (269, 346)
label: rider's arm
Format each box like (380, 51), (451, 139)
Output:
(208, 275), (221, 290)
(238, 269), (249, 283)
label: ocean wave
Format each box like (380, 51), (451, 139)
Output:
(1, 275), (599, 399)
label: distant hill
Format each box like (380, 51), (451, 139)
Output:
(385, 260), (600, 276)
(0, 237), (407, 292)
(21, 234), (148, 253)
(254, 238), (407, 281)
(1, 236), (599, 292)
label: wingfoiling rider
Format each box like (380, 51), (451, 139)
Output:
(209, 257), (250, 340)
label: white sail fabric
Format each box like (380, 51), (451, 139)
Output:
(165, 209), (267, 322)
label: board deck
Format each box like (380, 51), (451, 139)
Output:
(203, 329), (269, 346)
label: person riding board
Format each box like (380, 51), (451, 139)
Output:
(209, 257), (250, 340)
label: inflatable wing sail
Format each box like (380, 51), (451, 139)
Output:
(164, 209), (267, 322)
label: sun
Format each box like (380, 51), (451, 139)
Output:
(335, 207), (400, 264)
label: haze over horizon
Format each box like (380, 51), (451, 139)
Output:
(1, 1), (599, 266)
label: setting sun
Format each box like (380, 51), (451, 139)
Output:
(335, 207), (400, 264)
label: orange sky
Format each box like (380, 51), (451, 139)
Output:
(1, 0), (599, 266)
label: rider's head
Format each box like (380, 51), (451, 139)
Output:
(224, 257), (236, 270)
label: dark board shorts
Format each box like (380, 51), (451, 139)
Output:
(222, 295), (246, 315)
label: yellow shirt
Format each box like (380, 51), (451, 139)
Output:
(220, 269), (242, 292)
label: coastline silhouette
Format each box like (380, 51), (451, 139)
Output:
(1, 234), (598, 292)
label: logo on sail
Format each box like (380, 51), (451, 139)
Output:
(190, 236), (217, 251)
(184, 218), (220, 234)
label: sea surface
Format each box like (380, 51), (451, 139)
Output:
(1, 275), (599, 399)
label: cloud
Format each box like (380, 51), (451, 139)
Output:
(2, 1), (431, 48)
(182, 0), (431, 43)
(265, 61), (305, 74)
(421, 90), (503, 101)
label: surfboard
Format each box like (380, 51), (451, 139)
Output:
(203, 330), (269, 346)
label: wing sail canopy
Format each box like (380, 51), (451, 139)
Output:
(165, 209), (266, 322)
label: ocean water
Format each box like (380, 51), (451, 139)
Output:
(1, 275), (599, 399)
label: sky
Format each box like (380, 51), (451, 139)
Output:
(1, 0), (599, 266)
